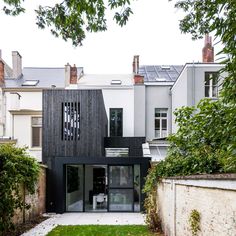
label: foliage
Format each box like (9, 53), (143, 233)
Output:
(144, 182), (162, 233)
(189, 209), (201, 236)
(144, 99), (236, 193)
(1, 0), (134, 46)
(0, 144), (40, 233)
(47, 225), (159, 236)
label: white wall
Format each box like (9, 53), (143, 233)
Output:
(171, 67), (188, 133)
(134, 85), (146, 137)
(5, 91), (42, 161)
(145, 85), (172, 141)
(102, 88), (134, 137)
(157, 175), (236, 236)
(171, 64), (225, 133)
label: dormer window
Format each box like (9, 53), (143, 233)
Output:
(205, 72), (218, 98)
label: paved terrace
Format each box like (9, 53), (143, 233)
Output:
(21, 213), (146, 236)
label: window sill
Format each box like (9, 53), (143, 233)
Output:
(204, 97), (219, 101)
(29, 147), (42, 151)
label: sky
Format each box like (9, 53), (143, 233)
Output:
(0, 0), (222, 74)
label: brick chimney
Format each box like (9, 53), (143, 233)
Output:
(132, 55), (139, 74)
(202, 34), (214, 63)
(70, 64), (77, 84)
(12, 51), (22, 78)
(64, 63), (78, 86)
(134, 74), (144, 84)
(0, 60), (5, 86)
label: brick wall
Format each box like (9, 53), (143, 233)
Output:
(157, 174), (236, 236)
(13, 165), (46, 224)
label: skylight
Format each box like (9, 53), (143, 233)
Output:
(111, 80), (122, 85)
(22, 80), (39, 86)
(161, 66), (171, 70)
(155, 78), (166, 82)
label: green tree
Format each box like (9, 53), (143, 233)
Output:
(0, 144), (40, 233)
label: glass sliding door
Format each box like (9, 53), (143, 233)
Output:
(66, 165), (83, 211)
(108, 165), (134, 211)
(84, 165), (108, 212)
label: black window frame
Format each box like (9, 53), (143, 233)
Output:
(109, 108), (123, 137)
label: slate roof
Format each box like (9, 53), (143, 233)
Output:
(139, 65), (183, 82)
(4, 67), (83, 89)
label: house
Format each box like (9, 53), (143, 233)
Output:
(42, 88), (150, 213)
(0, 35), (225, 213)
(0, 51), (83, 161)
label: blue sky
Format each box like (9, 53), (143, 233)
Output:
(0, 0), (222, 73)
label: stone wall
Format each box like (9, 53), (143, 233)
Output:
(157, 174), (236, 236)
(13, 164), (46, 224)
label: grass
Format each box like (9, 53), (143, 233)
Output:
(47, 225), (161, 236)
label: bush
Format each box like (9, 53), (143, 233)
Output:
(0, 144), (40, 233)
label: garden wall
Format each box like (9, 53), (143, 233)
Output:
(13, 164), (47, 224)
(157, 174), (236, 236)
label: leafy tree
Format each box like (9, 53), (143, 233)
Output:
(1, 0), (134, 46)
(0, 144), (40, 233)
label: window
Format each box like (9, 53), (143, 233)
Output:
(110, 108), (123, 137)
(22, 80), (39, 86)
(105, 148), (129, 157)
(32, 117), (42, 147)
(111, 80), (122, 85)
(155, 108), (168, 138)
(205, 72), (218, 98)
(62, 102), (80, 140)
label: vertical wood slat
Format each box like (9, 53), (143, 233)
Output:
(43, 89), (108, 159)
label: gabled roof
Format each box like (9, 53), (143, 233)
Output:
(139, 65), (184, 82)
(4, 67), (83, 89)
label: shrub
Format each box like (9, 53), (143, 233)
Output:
(0, 144), (40, 233)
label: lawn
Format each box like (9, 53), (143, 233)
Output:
(47, 225), (161, 236)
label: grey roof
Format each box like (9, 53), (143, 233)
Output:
(139, 65), (184, 82)
(4, 67), (83, 89)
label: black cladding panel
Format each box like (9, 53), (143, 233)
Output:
(42, 89), (108, 163)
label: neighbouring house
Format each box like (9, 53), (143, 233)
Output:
(0, 35), (226, 214)
(0, 52), (83, 161)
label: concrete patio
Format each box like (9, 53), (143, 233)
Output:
(21, 213), (146, 236)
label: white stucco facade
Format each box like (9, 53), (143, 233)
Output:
(4, 91), (42, 161)
(76, 74), (135, 137)
(171, 63), (225, 133)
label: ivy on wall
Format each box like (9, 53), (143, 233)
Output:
(0, 144), (40, 233)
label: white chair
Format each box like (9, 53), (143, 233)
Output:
(96, 194), (105, 208)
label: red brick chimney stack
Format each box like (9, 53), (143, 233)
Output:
(202, 34), (214, 63)
(0, 60), (5, 86)
(132, 55), (139, 74)
(70, 64), (77, 84)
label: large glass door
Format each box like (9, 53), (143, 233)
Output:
(108, 165), (134, 211)
(84, 165), (108, 212)
(66, 165), (84, 211)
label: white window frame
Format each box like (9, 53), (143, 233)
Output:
(31, 116), (42, 148)
(205, 72), (218, 98)
(154, 108), (168, 138)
